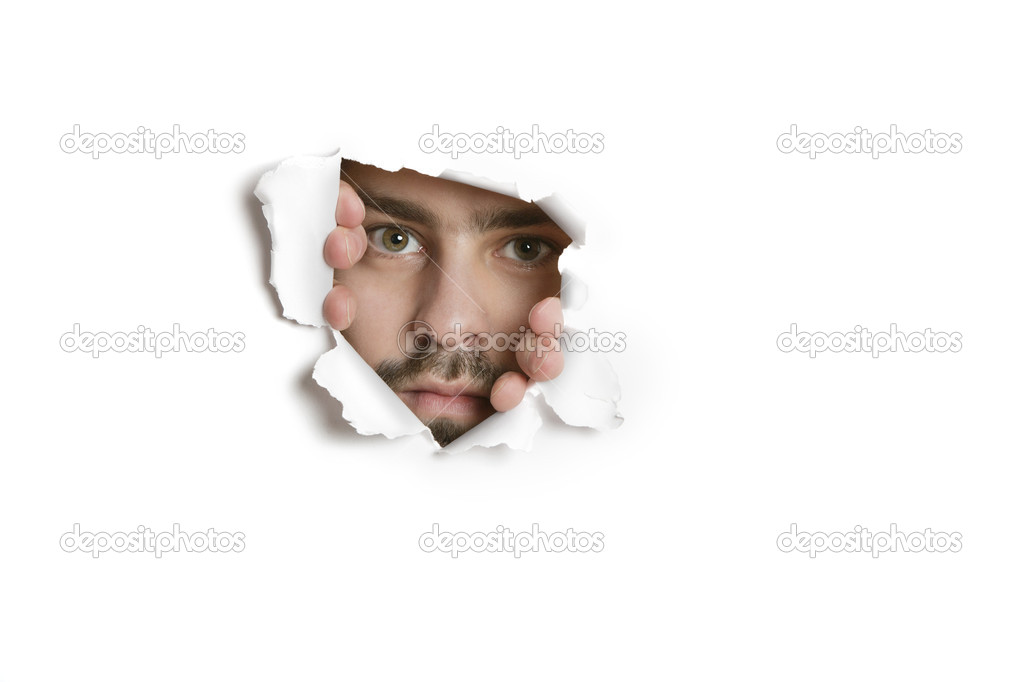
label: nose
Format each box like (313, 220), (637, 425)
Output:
(412, 252), (491, 351)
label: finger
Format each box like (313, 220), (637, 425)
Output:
(327, 181), (368, 270)
(490, 371), (528, 412)
(325, 224), (367, 270)
(323, 284), (357, 331)
(517, 340), (565, 381)
(336, 180), (366, 228)
(516, 297), (565, 381)
(528, 296), (562, 336)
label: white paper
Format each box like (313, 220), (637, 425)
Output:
(255, 151), (623, 451)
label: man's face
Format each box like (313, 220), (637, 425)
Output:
(334, 160), (572, 446)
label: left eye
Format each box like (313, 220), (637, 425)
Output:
(368, 226), (422, 254)
(499, 237), (549, 262)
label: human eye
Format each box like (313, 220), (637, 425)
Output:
(496, 236), (559, 266)
(366, 225), (424, 256)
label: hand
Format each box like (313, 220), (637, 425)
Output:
(322, 179), (565, 414)
(323, 180), (368, 331)
(489, 296), (565, 412)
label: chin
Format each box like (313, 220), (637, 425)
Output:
(423, 416), (487, 448)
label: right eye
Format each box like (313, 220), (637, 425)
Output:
(367, 226), (423, 255)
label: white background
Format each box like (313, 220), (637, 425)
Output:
(2, 1), (1021, 680)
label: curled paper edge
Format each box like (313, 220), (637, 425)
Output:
(255, 150), (623, 451)
(254, 150), (342, 327)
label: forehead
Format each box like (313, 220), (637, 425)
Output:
(340, 159), (566, 240)
(342, 159), (526, 209)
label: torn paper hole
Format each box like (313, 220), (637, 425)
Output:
(254, 150), (622, 452)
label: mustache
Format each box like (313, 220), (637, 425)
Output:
(375, 349), (504, 393)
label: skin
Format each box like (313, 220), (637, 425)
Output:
(323, 160), (569, 446)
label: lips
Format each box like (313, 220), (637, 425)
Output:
(397, 380), (493, 422)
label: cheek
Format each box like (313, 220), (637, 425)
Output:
(485, 269), (562, 329)
(335, 267), (417, 366)
(475, 269), (561, 373)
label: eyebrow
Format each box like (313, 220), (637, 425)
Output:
(354, 189), (439, 227)
(471, 205), (554, 233)
(355, 188), (556, 235)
